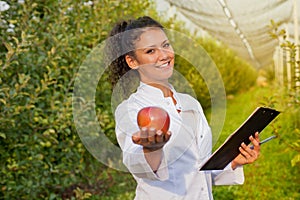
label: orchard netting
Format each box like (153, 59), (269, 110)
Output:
(156, 0), (300, 90)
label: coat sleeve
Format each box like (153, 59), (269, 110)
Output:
(211, 164), (244, 185)
(115, 101), (169, 181)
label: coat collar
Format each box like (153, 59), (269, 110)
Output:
(137, 82), (200, 113)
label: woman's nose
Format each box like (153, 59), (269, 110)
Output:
(158, 48), (170, 60)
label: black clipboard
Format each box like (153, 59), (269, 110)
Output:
(200, 107), (280, 171)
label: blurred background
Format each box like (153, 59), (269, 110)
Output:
(0, 0), (299, 199)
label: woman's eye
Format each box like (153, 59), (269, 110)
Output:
(146, 49), (154, 54)
(163, 43), (170, 48)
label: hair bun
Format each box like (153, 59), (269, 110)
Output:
(109, 20), (129, 37)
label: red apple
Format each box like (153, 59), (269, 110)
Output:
(137, 106), (170, 133)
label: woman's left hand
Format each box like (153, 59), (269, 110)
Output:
(231, 132), (260, 170)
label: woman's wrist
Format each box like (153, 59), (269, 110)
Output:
(143, 146), (163, 153)
(231, 160), (241, 170)
(143, 147), (163, 172)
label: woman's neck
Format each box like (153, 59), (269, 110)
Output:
(147, 82), (171, 98)
(145, 82), (178, 109)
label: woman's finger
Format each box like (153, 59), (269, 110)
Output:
(242, 142), (259, 162)
(164, 131), (172, 142)
(148, 127), (156, 144)
(239, 143), (251, 158)
(140, 127), (148, 143)
(156, 130), (163, 143)
(132, 131), (140, 144)
(255, 132), (260, 141)
(250, 133), (261, 153)
(250, 133), (260, 146)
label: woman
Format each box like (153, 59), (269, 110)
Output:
(107, 16), (260, 199)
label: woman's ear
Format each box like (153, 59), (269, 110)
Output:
(125, 55), (139, 69)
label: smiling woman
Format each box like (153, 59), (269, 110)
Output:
(105, 16), (261, 200)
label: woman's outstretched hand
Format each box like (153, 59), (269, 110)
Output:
(231, 132), (260, 170)
(132, 127), (172, 152)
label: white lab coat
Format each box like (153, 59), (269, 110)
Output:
(115, 83), (244, 200)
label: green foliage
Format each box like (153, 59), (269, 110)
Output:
(200, 38), (257, 95)
(268, 20), (300, 168)
(0, 0), (153, 198)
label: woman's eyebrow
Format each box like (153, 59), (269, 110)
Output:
(142, 40), (169, 49)
(143, 44), (156, 49)
(161, 39), (169, 45)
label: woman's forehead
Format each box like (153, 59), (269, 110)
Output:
(134, 28), (168, 49)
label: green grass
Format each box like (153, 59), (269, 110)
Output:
(96, 86), (300, 200)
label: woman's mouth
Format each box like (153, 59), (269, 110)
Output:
(156, 61), (171, 69)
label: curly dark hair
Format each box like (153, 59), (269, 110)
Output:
(105, 16), (164, 89)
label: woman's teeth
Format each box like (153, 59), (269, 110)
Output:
(160, 63), (168, 68)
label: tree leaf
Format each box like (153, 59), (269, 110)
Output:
(0, 132), (6, 139)
(291, 154), (300, 167)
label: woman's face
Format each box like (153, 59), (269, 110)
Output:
(126, 28), (175, 85)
